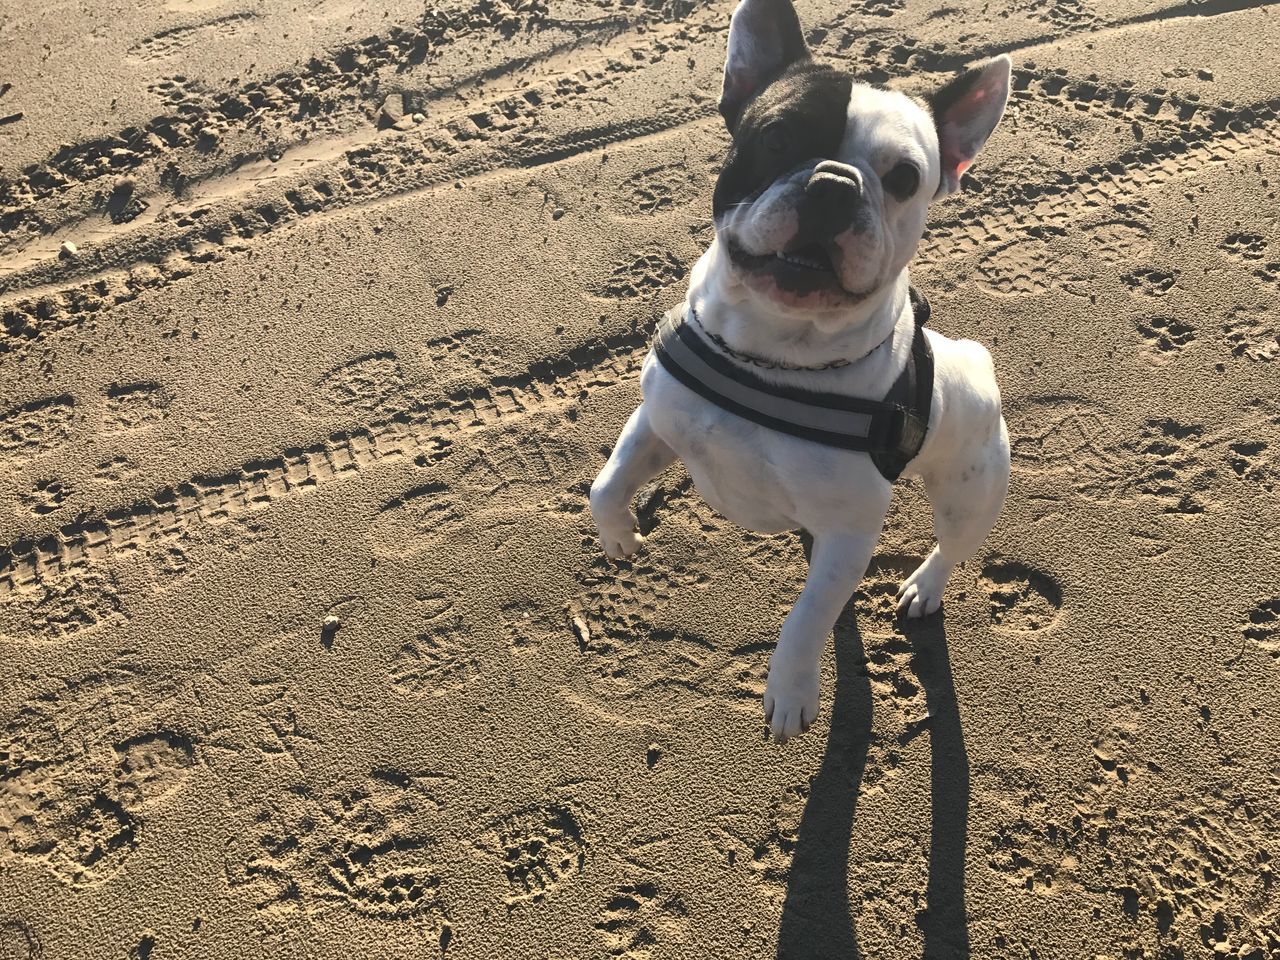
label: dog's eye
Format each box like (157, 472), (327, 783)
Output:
(881, 161), (920, 200)
(761, 124), (788, 156)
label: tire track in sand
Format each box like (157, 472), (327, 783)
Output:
(0, 319), (656, 630)
(6, 88), (1277, 361)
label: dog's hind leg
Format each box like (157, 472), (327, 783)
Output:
(898, 417), (1011, 618)
(590, 402), (678, 558)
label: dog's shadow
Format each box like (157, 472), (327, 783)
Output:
(775, 544), (971, 959)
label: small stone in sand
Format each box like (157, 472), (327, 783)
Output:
(322, 614), (341, 630)
(392, 114), (416, 131)
(570, 613), (591, 647)
(380, 92), (405, 122)
(59, 240), (78, 258)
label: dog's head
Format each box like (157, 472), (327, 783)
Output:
(712, 0), (1011, 317)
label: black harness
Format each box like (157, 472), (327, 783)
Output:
(652, 287), (934, 483)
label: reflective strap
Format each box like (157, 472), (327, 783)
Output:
(654, 313), (877, 439)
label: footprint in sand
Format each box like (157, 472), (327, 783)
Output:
(594, 881), (690, 956)
(592, 249), (687, 300)
(368, 483), (465, 558)
(103, 383), (171, 432)
(616, 162), (704, 217)
(0, 667), (197, 886)
(474, 802), (587, 905)
(1243, 598), (1280, 657)
(307, 352), (408, 416)
(979, 561), (1063, 633)
(224, 772), (452, 926)
(0, 396), (74, 464)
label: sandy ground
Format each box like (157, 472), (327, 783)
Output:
(2, 0), (1280, 957)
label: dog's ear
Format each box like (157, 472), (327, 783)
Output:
(720, 0), (810, 133)
(928, 54), (1011, 197)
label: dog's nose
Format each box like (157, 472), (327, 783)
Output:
(802, 161), (863, 237)
(807, 160), (864, 200)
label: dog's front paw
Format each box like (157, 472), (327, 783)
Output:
(589, 485), (645, 559)
(590, 505), (643, 559)
(596, 521), (643, 559)
(897, 548), (952, 618)
(763, 660), (820, 743)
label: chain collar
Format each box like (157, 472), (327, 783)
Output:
(687, 304), (892, 371)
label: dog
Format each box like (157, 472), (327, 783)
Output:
(589, 0), (1012, 742)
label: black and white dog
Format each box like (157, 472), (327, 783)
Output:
(590, 0), (1012, 742)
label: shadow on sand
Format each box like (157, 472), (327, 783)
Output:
(774, 556), (971, 959)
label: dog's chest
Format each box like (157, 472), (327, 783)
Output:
(640, 352), (881, 534)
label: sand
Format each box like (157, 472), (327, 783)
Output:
(2, 0), (1279, 957)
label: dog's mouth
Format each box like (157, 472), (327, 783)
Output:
(774, 242), (836, 273)
(727, 238), (835, 274)
(724, 237), (863, 303)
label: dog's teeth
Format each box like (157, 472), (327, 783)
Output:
(776, 252), (825, 270)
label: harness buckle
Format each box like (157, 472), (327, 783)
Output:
(896, 409), (928, 455)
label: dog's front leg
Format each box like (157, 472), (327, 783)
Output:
(765, 531), (879, 742)
(590, 402), (678, 558)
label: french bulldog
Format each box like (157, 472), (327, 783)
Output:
(589, 0), (1012, 742)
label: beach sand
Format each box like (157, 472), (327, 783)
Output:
(2, 0), (1279, 957)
